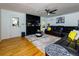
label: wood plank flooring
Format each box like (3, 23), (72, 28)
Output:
(0, 37), (45, 56)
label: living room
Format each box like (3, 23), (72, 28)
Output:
(0, 3), (79, 56)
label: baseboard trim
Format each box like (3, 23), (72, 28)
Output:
(1, 36), (21, 41)
(0, 39), (2, 42)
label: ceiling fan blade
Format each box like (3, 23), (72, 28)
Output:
(51, 13), (56, 14)
(49, 9), (58, 13)
(45, 9), (57, 15)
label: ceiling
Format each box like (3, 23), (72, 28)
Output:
(0, 3), (79, 17)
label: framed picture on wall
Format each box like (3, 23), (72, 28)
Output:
(12, 17), (19, 27)
(56, 16), (65, 23)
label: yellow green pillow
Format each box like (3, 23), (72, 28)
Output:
(68, 31), (77, 41)
(47, 27), (52, 31)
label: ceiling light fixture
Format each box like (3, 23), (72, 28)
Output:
(47, 13), (50, 15)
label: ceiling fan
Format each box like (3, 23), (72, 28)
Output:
(45, 9), (58, 15)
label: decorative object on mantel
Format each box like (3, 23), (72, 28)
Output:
(56, 16), (65, 23)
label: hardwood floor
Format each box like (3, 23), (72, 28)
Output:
(0, 37), (45, 56)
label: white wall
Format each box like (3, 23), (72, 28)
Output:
(0, 10), (1, 40)
(41, 17), (47, 31)
(44, 12), (79, 26)
(1, 9), (26, 40)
